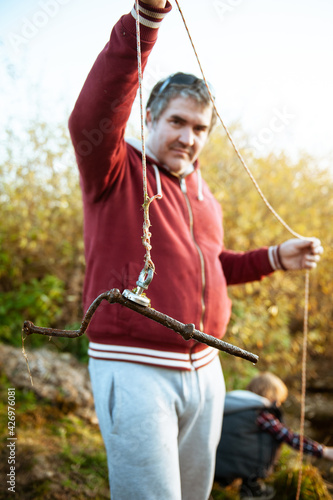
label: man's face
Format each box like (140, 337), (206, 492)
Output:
(146, 96), (212, 175)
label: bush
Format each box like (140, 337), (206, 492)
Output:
(0, 275), (65, 348)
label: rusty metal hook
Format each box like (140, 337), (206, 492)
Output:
(22, 288), (259, 364)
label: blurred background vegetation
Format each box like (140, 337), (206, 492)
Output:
(200, 126), (333, 388)
(1, 120), (332, 376)
(1, 119), (332, 497)
(1, 121), (86, 358)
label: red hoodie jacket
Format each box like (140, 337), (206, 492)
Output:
(68, 1), (273, 370)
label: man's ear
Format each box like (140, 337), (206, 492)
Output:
(146, 108), (153, 130)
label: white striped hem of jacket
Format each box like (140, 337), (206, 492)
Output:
(88, 342), (219, 370)
(131, 4), (167, 29)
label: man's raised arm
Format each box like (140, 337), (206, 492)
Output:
(68, 1), (171, 201)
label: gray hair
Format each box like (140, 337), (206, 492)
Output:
(146, 72), (217, 132)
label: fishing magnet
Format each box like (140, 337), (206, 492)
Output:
(122, 289), (150, 307)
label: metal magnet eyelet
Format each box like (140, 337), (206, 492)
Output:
(122, 267), (154, 307)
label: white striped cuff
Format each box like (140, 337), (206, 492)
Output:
(131, 3), (168, 29)
(268, 245), (286, 271)
(88, 342), (218, 371)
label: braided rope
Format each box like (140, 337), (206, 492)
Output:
(173, 1), (309, 494)
(134, 0), (162, 275)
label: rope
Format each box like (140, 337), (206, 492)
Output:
(296, 269), (310, 500)
(173, 0), (309, 493)
(134, 0), (162, 276)
(174, 0), (304, 241)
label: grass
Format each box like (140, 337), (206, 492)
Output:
(0, 372), (109, 499)
(210, 448), (333, 500)
(1, 371), (331, 499)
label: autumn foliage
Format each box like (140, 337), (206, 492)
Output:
(1, 121), (332, 379)
(200, 126), (333, 384)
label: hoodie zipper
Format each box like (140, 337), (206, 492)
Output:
(179, 177), (206, 334)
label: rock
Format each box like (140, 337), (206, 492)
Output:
(0, 344), (97, 423)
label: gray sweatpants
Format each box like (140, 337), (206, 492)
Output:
(88, 356), (225, 500)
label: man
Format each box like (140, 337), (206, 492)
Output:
(68, 2), (322, 499)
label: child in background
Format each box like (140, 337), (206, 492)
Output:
(215, 372), (333, 500)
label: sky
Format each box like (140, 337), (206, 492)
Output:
(1, 0), (333, 164)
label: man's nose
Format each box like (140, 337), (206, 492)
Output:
(178, 127), (194, 146)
